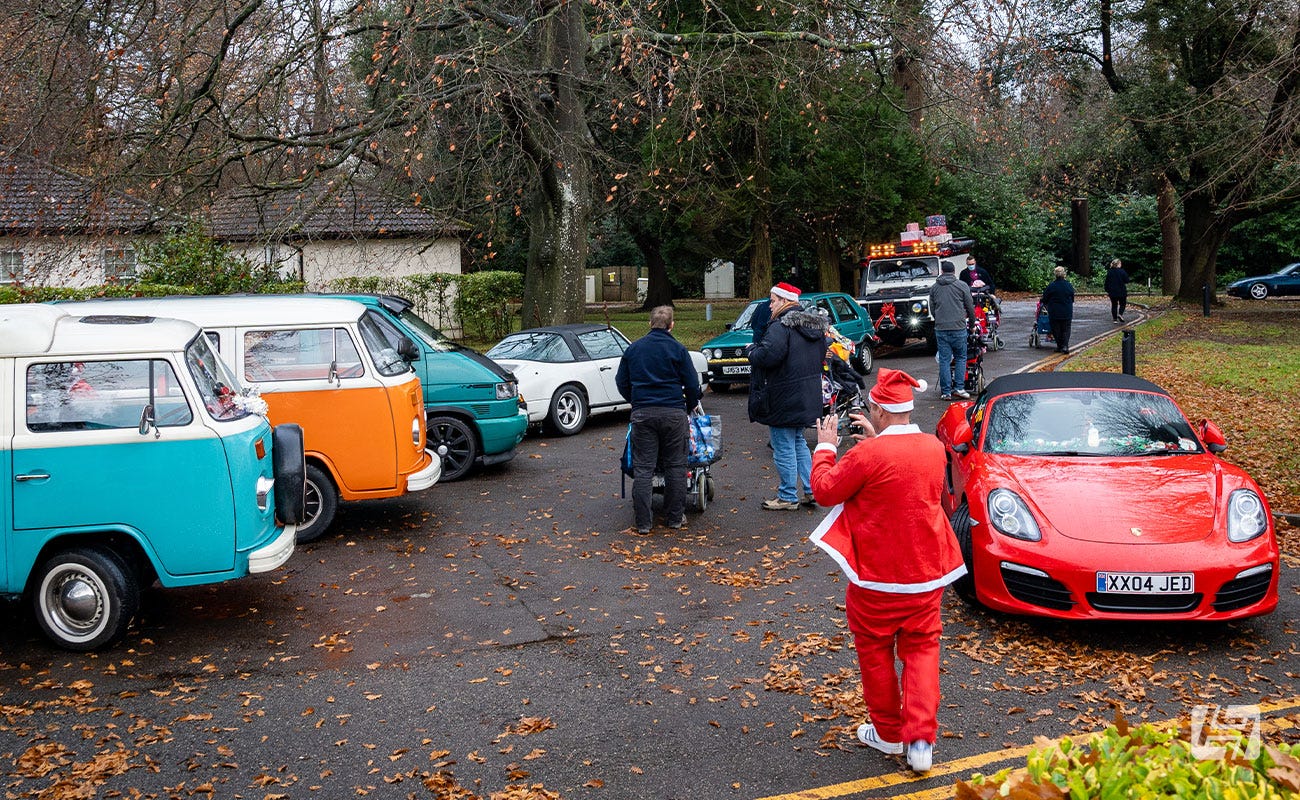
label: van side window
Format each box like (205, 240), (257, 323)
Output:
(244, 328), (363, 382)
(26, 359), (192, 432)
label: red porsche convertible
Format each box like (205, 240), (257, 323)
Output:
(934, 372), (1278, 621)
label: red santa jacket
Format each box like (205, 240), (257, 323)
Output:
(809, 425), (966, 593)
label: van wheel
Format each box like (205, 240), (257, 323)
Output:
(298, 464), (338, 543)
(32, 547), (139, 651)
(546, 384), (588, 436)
(428, 416), (478, 482)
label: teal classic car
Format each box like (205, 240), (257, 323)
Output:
(700, 292), (876, 391)
(336, 294), (530, 482)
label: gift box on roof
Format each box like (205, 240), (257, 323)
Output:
(900, 229), (922, 242)
(924, 225), (948, 237)
(925, 214), (947, 228)
(905, 222), (920, 232)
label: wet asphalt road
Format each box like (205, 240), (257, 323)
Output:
(1, 298), (1296, 799)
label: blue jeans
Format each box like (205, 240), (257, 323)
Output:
(769, 426), (812, 502)
(935, 329), (967, 396)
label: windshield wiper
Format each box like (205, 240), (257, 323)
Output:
(1036, 450), (1107, 457)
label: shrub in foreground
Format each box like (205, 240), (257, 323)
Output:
(958, 715), (1300, 800)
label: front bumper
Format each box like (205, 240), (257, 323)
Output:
(479, 410), (530, 457)
(972, 531), (1279, 621)
(405, 449), (443, 491)
(247, 524), (296, 573)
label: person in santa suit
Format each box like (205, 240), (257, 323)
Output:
(808, 368), (966, 774)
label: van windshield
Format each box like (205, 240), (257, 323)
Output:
(395, 308), (462, 353)
(186, 335), (254, 422)
(358, 310), (416, 377)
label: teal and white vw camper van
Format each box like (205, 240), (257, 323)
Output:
(1, 304), (304, 650)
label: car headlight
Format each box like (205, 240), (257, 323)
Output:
(704, 348), (716, 360)
(496, 381), (517, 400)
(1227, 489), (1267, 542)
(911, 301), (924, 314)
(412, 417), (422, 446)
(987, 489), (1042, 541)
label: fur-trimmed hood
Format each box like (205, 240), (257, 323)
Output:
(777, 308), (830, 342)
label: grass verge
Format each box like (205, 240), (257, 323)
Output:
(1062, 300), (1300, 537)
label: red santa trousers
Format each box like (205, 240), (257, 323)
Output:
(845, 583), (944, 745)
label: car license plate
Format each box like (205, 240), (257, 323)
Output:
(721, 365), (750, 375)
(1095, 572), (1194, 594)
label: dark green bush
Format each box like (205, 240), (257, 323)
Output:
(455, 271), (523, 342)
(136, 223), (284, 294)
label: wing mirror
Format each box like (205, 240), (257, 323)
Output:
(1199, 419), (1228, 453)
(399, 338), (420, 363)
(138, 404), (159, 438)
(951, 417), (974, 454)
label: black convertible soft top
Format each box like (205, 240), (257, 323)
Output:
(982, 371), (1172, 402)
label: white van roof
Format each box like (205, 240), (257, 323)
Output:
(0, 303), (202, 358)
(56, 295), (368, 329)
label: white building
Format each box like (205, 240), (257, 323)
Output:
(0, 150), (175, 287)
(208, 184), (464, 290)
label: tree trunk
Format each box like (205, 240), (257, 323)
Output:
(629, 222), (674, 310)
(517, 0), (592, 327)
(890, 0), (929, 132)
(1176, 193), (1230, 304)
(813, 221), (841, 292)
(748, 214), (773, 299)
(1157, 173), (1181, 297)
(747, 122), (773, 299)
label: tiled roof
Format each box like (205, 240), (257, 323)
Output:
(209, 183), (462, 242)
(0, 150), (173, 235)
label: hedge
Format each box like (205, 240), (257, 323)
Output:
(0, 281), (306, 305)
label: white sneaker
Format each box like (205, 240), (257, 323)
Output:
(906, 740), (933, 773)
(952, 389), (971, 399)
(856, 723), (904, 755)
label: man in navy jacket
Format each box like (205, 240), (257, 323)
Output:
(616, 306), (702, 534)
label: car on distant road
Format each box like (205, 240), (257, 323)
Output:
(487, 324), (708, 435)
(700, 291), (875, 392)
(934, 371), (1278, 621)
(1226, 262), (1300, 299)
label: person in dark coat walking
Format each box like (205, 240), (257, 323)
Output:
(615, 306), (702, 534)
(1041, 267), (1076, 354)
(748, 283), (829, 510)
(1104, 258), (1130, 323)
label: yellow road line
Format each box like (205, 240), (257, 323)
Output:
(755, 697), (1300, 800)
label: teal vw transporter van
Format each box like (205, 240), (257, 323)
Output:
(336, 295), (528, 481)
(1, 304), (305, 650)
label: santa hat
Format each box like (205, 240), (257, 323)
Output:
(869, 368), (928, 413)
(770, 282), (801, 302)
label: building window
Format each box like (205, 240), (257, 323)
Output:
(1, 250), (23, 284)
(103, 247), (137, 283)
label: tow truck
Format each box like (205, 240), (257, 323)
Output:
(854, 235), (975, 350)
